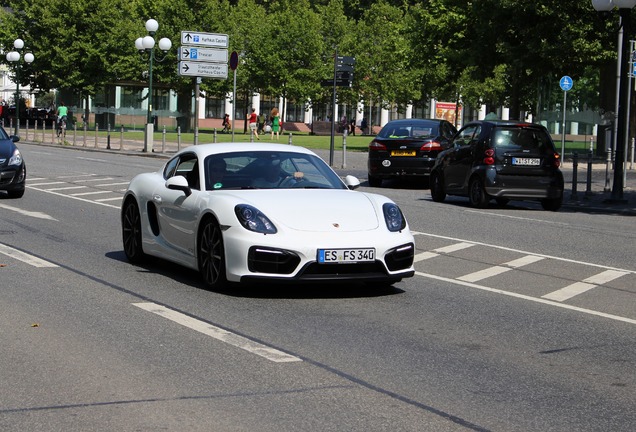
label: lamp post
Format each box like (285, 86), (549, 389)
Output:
(592, 0), (636, 202)
(6, 38), (34, 137)
(135, 19), (172, 153)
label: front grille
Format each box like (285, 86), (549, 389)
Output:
(248, 247), (300, 274)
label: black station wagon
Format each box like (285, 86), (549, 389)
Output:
(429, 121), (564, 211)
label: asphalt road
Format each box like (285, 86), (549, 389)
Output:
(0, 142), (634, 431)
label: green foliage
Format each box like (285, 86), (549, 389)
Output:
(0, 0), (619, 120)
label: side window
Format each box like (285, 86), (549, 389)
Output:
(452, 126), (478, 147)
(167, 153), (199, 190)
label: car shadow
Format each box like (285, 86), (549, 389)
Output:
(107, 251), (406, 299)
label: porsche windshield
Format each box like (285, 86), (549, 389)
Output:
(203, 151), (347, 190)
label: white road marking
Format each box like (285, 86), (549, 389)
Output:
(505, 255), (545, 268)
(458, 266), (511, 282)
(27, 186), (120, 209)
(71, 190), (113, 196)
(0, 203), (58, 221)
(411, 231), (635, 274)
(434, 242), (475, 254)
(415, 271), (636, 326)
(464, 209), (572, 227)
(542, 270), (629, 302)
(133, 303), (302, 363)
(414, 251), (439, 262)
(0, 243), (58, 267)
(74, 177), (113, 183)
(47, 186), (88, 191)
(95, 197), (122, 202)
(28, 181), (66, 187)
(94, 182), (130, 187)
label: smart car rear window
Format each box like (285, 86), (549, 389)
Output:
(493, 127), (554, 154)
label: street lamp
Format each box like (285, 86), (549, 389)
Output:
(135, 19), (172, 153)
(6, 38), (35, 137)
(592, 0), (636, 202)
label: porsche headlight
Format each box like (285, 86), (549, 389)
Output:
(235, 204), (277, 234)
(9, 149), (22, 166)
(383, 203), (406, 232)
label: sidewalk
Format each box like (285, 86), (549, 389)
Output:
(22, 133), (636, 215)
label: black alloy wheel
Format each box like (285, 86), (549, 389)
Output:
(468, 177), (489, 208)
(122, 199), (146, 263)
(429, 172), (446, 202)
(198, 218), (227, 290)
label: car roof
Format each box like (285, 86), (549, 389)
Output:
(384, 118), (446, 126)
(173, 142), (319, 158)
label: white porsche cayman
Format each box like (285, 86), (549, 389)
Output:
(121, 143), (415, 289)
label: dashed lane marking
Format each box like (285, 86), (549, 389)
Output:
(0, 243), (59, 267)
(542, 270), (630, 302)
(133, 302), (302, 363)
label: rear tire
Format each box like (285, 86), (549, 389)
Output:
(468, 177), (489, 208)
(541, 197), (562, 211)
(122, 199), (146, 263)
(368, 175), (382, 187)
(429, 172), (446, 202)
(198, 218), (227, 290)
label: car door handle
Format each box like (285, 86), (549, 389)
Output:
(153, 195), (162, 204)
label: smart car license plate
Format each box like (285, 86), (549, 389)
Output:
(390, 150), (416, 156)
(318, 248), (375, 263)
(512, 157), (540, 166)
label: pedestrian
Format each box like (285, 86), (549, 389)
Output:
(222, 114), (231, 133)
(248, 108), (260, 140)
(361, 117), (368, 135)
(270, 107), (281, 140)
(350, 119), (356, 136)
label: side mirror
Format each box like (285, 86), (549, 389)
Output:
(343, 175), (360, 190)
(166, 175), (192, 197)
(11, 135), (20, 143)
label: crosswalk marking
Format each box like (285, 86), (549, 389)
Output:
(47, 186), (88, 191)
(71, 190), (113, 196)
(542, 270), (629, 302)
(95, 197), (122, 202)
(458, 266), (511, 282)
(434, 242), (475, 254)
(504, 255), (545, 268)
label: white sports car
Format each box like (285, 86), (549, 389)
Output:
(121, 143), (415, 289)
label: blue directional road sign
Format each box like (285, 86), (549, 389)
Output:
(559, 75), (573, 92)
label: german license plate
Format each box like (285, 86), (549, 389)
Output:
(512, 157), (540, 166)
(390, 150), (416, 157)
(318, 248), (375, 263)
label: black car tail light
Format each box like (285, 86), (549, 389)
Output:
(553, 152), (561, 168)
(369, 140), (387, 151)
(484, 148), (495, 165)
(420, 141), (442, 151)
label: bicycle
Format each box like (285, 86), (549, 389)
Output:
(57, 116), (67, 138)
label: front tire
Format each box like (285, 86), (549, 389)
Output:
(122, 199), (146, 263)
(429, 172), (446, 202)
(468, 177), (489, 208)
(198, 218), (227, 290)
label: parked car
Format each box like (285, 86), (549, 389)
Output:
(121, 143), (415, 290)
(0, 126), (25, 198)
(367, 118), (457, 187)
(429, 120), (564, 211)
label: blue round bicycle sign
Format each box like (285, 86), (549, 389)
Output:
(560, 76), (573, 91)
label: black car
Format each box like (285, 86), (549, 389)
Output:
(367, 118), (457, 187)
(429, 121), (563, 211)
(0, 127), (26, 198)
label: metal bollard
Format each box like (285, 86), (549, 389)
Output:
(342, 133), (347, 169)
(177, 126), (182, 151)
(288, 132), (293, 145)
(585, 148), (593, 198)
(213, 128), (217, 144)
(631, 137), (635, 170)
(107, 123), (111, 149)
(95, 125), (99, 148)
(120, 125), (124, 150)
(162, 125), (166, 153)
(570, 152), (578, 201)
(25, 120), (29, 140)
(250, 129), (254, 142)
(604, 148), (612, 192)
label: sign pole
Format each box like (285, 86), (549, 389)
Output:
(559, 76), (573, 158)
(230, 51), (239, 143)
